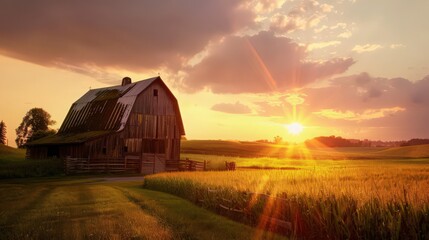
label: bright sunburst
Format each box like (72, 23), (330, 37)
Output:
(286, 122), (304, 135)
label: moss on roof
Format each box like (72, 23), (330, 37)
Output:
(93, 89), (122, 101)
(26, 131), (114, 146)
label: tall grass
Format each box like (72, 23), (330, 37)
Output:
(0, 158), (64, 178)
(0, 145), (63, 178)
(144, 166), (429, 239)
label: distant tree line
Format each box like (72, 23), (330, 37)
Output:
(305, 136), (367, 148)
(401, 138), (429, 146)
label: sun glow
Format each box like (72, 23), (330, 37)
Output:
(286, 122), (304, 135)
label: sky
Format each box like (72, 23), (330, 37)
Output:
(1, 0), (429, 147)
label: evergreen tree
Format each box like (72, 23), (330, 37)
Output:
(0, 120), (6, 145)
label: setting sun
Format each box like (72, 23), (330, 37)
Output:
(286, 122), (304, 135)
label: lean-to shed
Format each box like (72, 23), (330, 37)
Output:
(26, 77), (185, 174)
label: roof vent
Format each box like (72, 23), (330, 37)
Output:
(122, 77), (132, 86)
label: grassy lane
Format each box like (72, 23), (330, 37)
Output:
(0, 178), (286, 240)
(0, 179), (172, 239)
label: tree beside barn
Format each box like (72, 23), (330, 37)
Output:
(15, 108), (56, 148)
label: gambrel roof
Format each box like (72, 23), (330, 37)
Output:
(28, 77), (184, 146)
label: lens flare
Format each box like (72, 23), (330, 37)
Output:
(286, 122), (304, 135)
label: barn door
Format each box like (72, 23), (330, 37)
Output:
(154, 154), (166, 173)
(140, 153), (165, 174)
(141, 153), (155, 175)
(141, 140), (167, 174)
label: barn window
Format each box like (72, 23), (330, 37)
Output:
(102, 147), (107, 155)
(123, 146), (128, 153)
(153, 89), (158, 96)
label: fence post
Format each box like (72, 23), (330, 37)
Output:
(187, 158), (191, 171)
(124, 157), (127, 170)
(64, 157), (68, 175)
(203, 160), (207, 171)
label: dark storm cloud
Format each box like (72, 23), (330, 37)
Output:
(0, 0), (254, 79)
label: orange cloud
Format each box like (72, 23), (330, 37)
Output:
(313, 107), (405, 121)
(352, 44), (383, 53)
(211, 102), (252, 114)
(183, 31), (354, 93)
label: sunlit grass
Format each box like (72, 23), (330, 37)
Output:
(0, 179), (286, 240)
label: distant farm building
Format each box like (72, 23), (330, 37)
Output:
(26, 77), (185, 174)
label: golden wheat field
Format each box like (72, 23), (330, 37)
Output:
(144, 157), (429, 239)
(147, 163), (429, 206)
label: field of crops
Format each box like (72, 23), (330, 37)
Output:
(144, 159), (429, 239)
(181, 140), (429, 159)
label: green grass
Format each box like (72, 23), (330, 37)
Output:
(0, 177), (286, 240)
(0, 145), (63, 178)
(0, 144), (26, 161)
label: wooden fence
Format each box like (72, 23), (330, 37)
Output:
(166, 158), (206, 171)
(65, 157), (209, 174)
(202, 188), (292, 232)
(64, 156), (140, 174)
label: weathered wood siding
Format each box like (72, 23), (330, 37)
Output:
(85, 133), (123, 160)
(122, 81), (181, 174)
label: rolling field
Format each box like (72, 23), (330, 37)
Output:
(147, 141), (429, 239)
(1, 142), (429, 239)
(181, 140), (429, 159)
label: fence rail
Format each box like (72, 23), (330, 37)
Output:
(64, 157), (140, 174)
(65, 157), (231, 174)
(166, 158), (206, 171)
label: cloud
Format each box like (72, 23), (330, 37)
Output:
(308, 41), (341, 51)
(284, 93), (306, 106)
(269, 0), (333, 33)
(302, 73), (429, 139)
(313, 107), (405, 121)
(352, 44), (382, 53)
(211, 102), (252, 114)
(182, 31), (354, 93)
(240, 73), (429, 139)
(390, 44), (404, 49)
(254, 101), (287, 117)
(0, 0), (254, 81)
(251, 0), (287, 13)
(338, 30), (352, 38)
